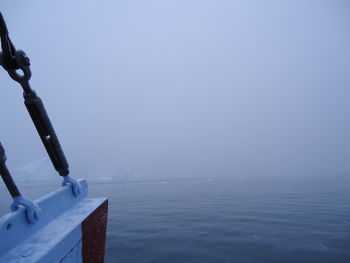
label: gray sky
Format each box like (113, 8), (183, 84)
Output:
(0, 0), (349, 179)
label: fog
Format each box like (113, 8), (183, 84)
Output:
(0, 0), (349, 180)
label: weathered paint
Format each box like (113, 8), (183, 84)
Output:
(59, 241), (83, 263)
(82, 200), (108, 263)
(0, 179), (108, 263)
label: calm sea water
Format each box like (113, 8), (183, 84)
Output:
(1, 175), (349, 262)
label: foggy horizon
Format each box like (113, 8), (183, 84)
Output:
(0, 0), (349, 180)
